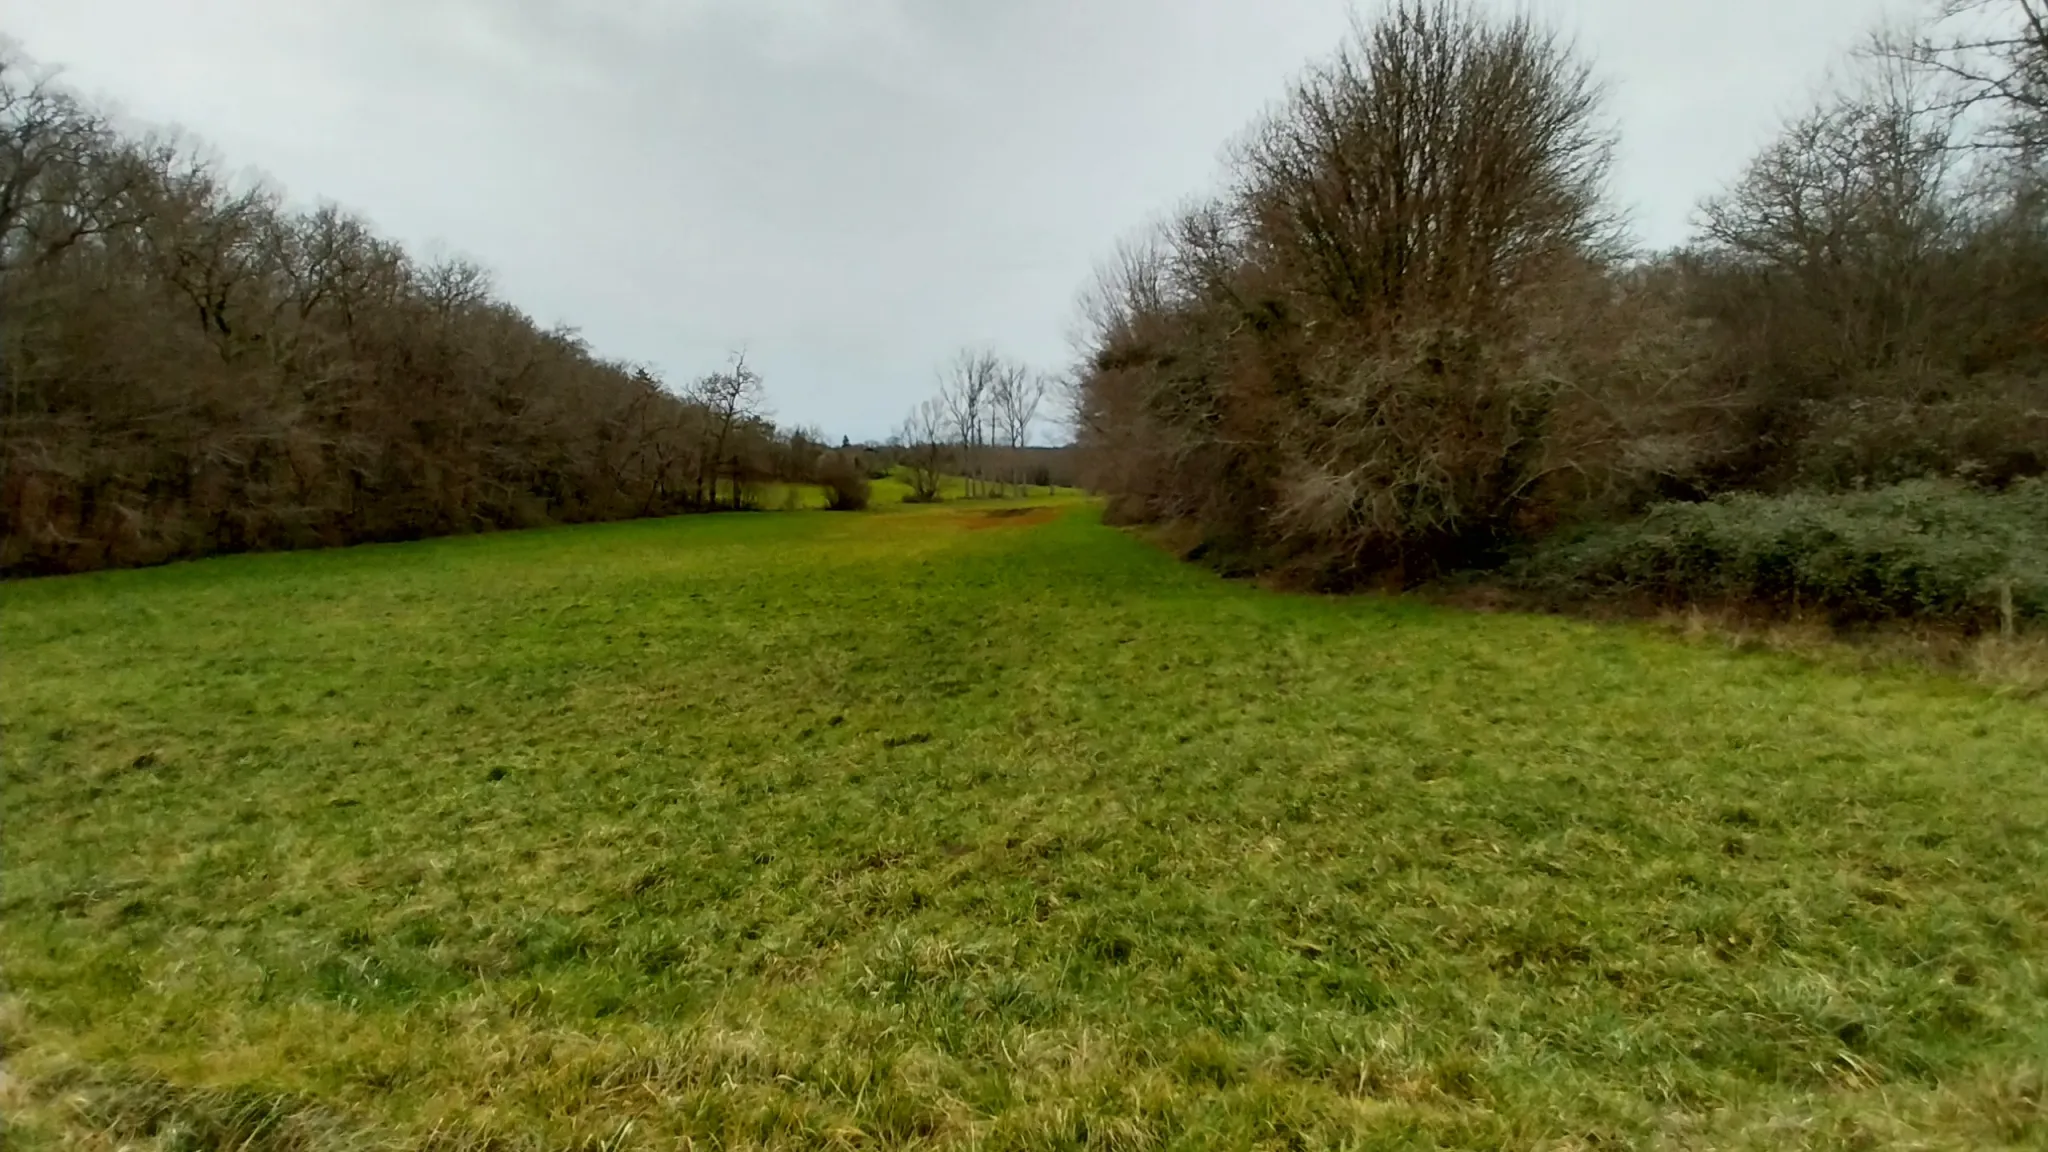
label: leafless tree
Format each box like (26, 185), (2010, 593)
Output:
(689, 354), (769, 510)
(990, 363), (1049, 492)
(1074, 0), (1626, 580)
(937, 347), (1048, 497)
(896, 398), (950, 502)
(0, 48), (817, 574)
(1698, 59), (1964, 383)
(939, 348), (1001, 497)
(1683, 40), (2048, 489)
(0, 54), (146, 277)
(1885, 0), (2048, 151)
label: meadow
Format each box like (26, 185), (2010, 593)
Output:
(5, 500), (2048, 1150)
(758, 472), (1061, 511)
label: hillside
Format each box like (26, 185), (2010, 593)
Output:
(6, 504), (2047, 1150)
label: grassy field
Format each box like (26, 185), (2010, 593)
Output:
(756, 470), (1073, 511)
(5, 500), (2048, 1150)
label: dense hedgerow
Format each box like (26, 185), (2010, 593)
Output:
(1523, 480), (2048, 627)
(1073, 0), (2048, 613)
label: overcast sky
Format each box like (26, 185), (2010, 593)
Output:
(3, 0), (1904, 441)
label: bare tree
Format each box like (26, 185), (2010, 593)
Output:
(940, 348), (1001, 497)
(938, 348), (1047, 497)
(1886, 0), (2048, 152)
(688, 354), (769, 510)
(1073, 0), (1624, 580)
(0, 54), (150, 430)
(1698, 59), (1964, 383)
(896, 398), (950, 503)
(1683, 41), (2048, 489)
(0, 54), (145, 276)
(0, 45), (818, 575)
(990, 363), (1049, 493)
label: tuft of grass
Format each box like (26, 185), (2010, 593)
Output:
(1647, 606), (2048, 703)
(5, 502), (2048, 1149)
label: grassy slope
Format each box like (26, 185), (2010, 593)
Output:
(4, 502), (2047, 1150)
(758, 470), (1076, 510)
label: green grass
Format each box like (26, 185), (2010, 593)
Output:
(5, 502), (2047, 1150)
(758, 470), (1079, 510)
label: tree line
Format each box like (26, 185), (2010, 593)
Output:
(892, 347), (1057, 502)
(0, 52), (851, 576)
(1071, 0), (2048, 590)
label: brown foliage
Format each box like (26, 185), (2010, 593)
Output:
(1074, 1), (2048, 586)
(1682, 54), (2048, 491)
(817, 453), (872, 511)
(0, 53), (799, 575)
(1075, 1), (1655, 581)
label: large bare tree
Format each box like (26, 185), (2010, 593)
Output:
(1887, 0), (2048, 151)
(1074, 0), (1625, 580)
(689, 354), (769, 510)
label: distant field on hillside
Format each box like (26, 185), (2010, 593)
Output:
(5, 502), (2047, 1150)
(760, 470), (1079, 511)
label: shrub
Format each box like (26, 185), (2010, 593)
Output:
(818, 457), (872, 512)
(1521, 480), (2048, 628)
(1789, 378), (2048, 491)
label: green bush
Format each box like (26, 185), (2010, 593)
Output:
(1521, 480), (2048, 627)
